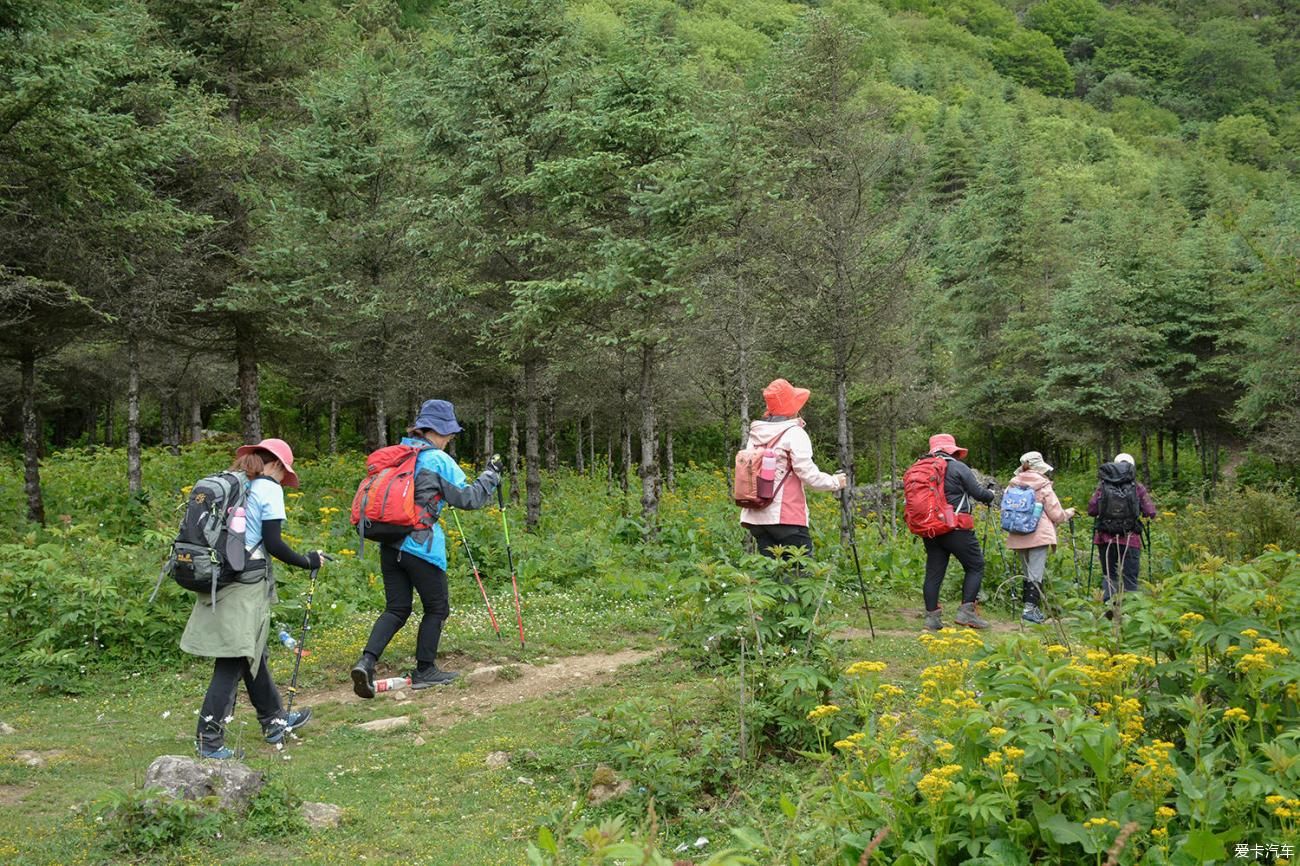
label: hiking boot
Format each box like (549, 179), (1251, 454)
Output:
(351, 653), (377, 699)
(954, 602), (990, 629)
(264, 708), (312, 744)
(924, 608), (943, 631)
(1021, 604), (1047, 625)
(197, 744), (239, 760)
(409, 666), (459, 689)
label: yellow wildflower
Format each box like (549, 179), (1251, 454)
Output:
(845, 660), (887, 676)
(1152, 826), (1168, 839)
(1002, 770), (1019, 785)
(1223, 707), (1250, 724)
(1179, 612), (1204, 624)
(1155, 806), (1175, 821)
(807, 704), (841, 722)
(1241, 628), (1260, 639)
(934, 739), (956, 761)
(1003, 746), (1026, 762)
(987, 726), (1009, 738)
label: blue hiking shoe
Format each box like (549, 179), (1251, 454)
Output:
(1021, 604), (1047, 625)
(264, 708), (312, 744)
(197, 744), (238, 760)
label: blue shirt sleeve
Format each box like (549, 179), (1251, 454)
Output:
(244, 477), (287, 551)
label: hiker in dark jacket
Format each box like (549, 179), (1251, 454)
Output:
(1087, 453), (1157, 605)
(350, 400), (501, 698)
(923, 433), (996, 631)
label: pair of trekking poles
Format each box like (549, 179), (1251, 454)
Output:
(450, 474), (526, 650)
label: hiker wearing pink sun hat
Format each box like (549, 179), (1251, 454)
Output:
(181, 437), (325, 759)
(916, 432), (996, 631)
(739, 379), (846, 558)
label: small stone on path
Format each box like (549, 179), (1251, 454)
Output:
(467, 665), (503, 685)
(300, 801), (344, 829)
(485, 751), (510, 769)
(14, 750), (45, 768)
(357, 716), (410, 733)
(0, 721), (16, 735)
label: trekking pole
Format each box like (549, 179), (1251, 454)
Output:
(1143, 520), (1153, 583)
(1087, 519), (1096, 591)
(451, 508), (501, 640)
(1068, 517), (1082, 587)
(839, 487), (876, 638)
(494, 459), (526, 650)
(286, 553), (333, 718)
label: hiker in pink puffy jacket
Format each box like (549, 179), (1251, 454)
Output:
(1004, 451), (1075, 624)
(739, 378), (846, 558)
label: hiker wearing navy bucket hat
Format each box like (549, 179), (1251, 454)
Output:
(350, 399), (503, 697)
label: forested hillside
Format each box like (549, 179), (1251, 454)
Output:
(3, 0), (1297, 531)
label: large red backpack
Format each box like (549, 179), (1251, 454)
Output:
(902, 453), (958, 538)
(350, 444), (441, 554)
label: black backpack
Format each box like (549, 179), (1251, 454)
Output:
(150, 471), (266, 606)
(1096, 462), (1140, 535)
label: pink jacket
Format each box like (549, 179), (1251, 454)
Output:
(1004, 471), (1070, 550)
(738, 419), (841, 528)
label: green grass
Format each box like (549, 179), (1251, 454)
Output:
(0, 583), (1030, 866)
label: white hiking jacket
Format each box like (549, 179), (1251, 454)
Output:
(738, 419), (841, 528)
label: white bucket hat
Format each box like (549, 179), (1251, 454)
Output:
(1114, 453), (1135, 466)
(1019, 451), (1054, 474)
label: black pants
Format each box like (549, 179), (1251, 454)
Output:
(922, 529), (984, 611)
(364, 546), (450, 667)
(197, 649), (282, 749)
(1099, 543), (1141, 602)
(747, 524), (812, 560)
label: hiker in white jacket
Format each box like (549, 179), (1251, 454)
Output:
(739, 378), (846, 558)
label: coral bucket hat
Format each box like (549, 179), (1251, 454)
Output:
(763, 378), (811, 417)
(235, 437), (300, 488)
(928, 433), (968, 460)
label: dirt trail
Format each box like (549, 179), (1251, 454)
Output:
(833, 608), (1022, 641)
(291, 648), (660, 730)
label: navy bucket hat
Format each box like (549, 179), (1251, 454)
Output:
(412, 399), (463, 435)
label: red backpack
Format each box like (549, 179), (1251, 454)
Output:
(733, 427), (793, 509)
(903, 453), (957, 537)
(350, 444), (441, 553)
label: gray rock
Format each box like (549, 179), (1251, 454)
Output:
(0, 721), (15, 735)
(485, 751), (510, 769)
(466, 665), (503, 686)
(412, 736), (426, 747)
(300, 801), (343, 829)
(14, 750), (45, 768)
(356, 716), (410, 733)
(143, 755), (265, 813)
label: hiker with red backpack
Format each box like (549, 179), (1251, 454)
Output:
(903, 433), (995, 631)
(1001, 451), (1076, 625)
(349, 400), (501, 698)
(1087, 453), (1156, 607)
(737, 378), (846, 558)
(180, 438), (323, 759)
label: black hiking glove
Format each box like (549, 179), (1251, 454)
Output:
(487, 453), (505, 474)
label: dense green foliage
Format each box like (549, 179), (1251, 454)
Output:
(2, 0), (1297, 536)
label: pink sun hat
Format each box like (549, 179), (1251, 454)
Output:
(235, 437), (300, 488)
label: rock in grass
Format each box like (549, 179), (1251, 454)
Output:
(14, 750), (46, 768)
(0, 721), (16, 735)
(300, 801), (343, 829)
(485, 751), (510, 769)
(467, 665), (503, 685)
(356, 716), (410, 733)
(587, 766), (632, 806)
(143, 755), (265, 813)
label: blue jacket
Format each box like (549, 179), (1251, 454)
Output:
(394, 438), (499, 569)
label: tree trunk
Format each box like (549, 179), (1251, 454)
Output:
(987, 424), (997, 475)
(574, 416), (585, 473)
(1139, 427), (1151, 488)
(737, 345), (750, 449)
(1156, 429), (1165, 481)
(373, 386), (387, 450)
(484, 395), (495, 458)
(86, 401), (97, 446)
(1171, 427), (1180, 485)
(889, 426), (899, 538)
(164, 396), (181, 456)
(620, 414), (631, 495)
(328, 397), (339, 454)
(588, 411), (595, 474)
(606, 431), (614, 488)
(235, 317), (261, 444)
(105, 394), (114, 447)
(190, 386), (203, 444)
(127, 332), (142, 495)
(835, 369), (852, 545)
(509, 405), (520, 506)
(20, 352), (45, 524)
(544, 393), (557, 472)
(639, 344), (659, 536)
(665, 428), (675, 491)
(524, 359), (542, 528)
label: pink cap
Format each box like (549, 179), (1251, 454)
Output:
(235, 438), (300, 488)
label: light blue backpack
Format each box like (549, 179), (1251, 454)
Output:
(1000, 485), (1040, 534)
